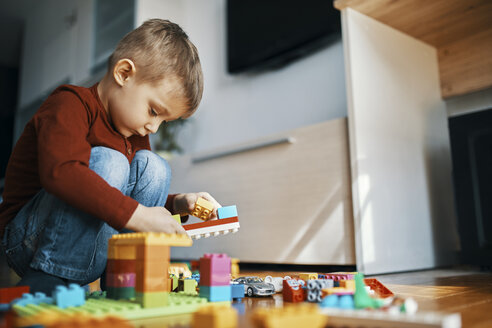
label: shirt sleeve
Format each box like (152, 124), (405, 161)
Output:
(34, 89), (138, 230)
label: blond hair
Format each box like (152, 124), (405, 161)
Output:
(108, 19), (203, 113)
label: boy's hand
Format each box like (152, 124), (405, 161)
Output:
(125, 204), (187, 234)
(173, 192), (222, 220)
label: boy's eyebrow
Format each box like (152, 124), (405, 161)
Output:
(153, 102), (169, 115)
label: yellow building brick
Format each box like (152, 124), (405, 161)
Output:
(250, 304), (326, 328)
(109, 232), (192, 247)
(299, 273), (318, 281)
(192, 304), (237, 328)
(339, 279), (356, 291)
(191, 197), (214, 220)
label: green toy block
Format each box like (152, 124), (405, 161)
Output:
(354, 273), (384, 309)
(172, 214), (181, 224)
(178, 279), (198, 295)
(86, 291), (106, 299)
(107, 287), (135, 300)
(171, 275), (179, 291)
(13, 293), (208, 320)
(136, 291), (169, 308)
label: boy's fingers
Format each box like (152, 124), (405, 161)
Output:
(173, 220), (187, 234)
(197, 192), (222, 211)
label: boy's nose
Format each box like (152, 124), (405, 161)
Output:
(145, 123), (158, 134)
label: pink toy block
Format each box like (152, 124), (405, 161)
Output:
(323, 274), (354, 281)
(199, 253), (231, 286)
(106, 273), (136, 288)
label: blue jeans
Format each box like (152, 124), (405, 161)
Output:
(1, 147), (171, 285)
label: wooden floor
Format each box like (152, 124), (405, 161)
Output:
(1, 252), (492, 327)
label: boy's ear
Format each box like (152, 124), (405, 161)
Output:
(113, 59), (136, 87)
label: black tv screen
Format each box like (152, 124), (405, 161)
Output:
(227, 0), (341, 74)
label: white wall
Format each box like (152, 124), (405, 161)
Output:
(18, 0), (78, 109)
(138, 0), (347, 154)
(16, 0), (346, 150)
(342, 8), (459, 274)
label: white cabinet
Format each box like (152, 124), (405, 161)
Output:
(338, 7), (459, 274)
(170, 119), (356, 266)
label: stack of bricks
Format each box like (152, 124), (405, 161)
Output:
(107, 232), (192, 308)
(106, 239), (137, 300)
(306, 279), (334, 303)
(282, 279), (305, 303)
(199, 254), (232, 302)
(184, 204), (240, 240)
(319, 272), (356, 284)
(106, 233), (141, 301)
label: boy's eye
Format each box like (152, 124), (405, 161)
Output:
(149, 108), (158, 116)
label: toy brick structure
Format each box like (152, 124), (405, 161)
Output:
(231, 283), (244, 301)
(319, 272), (356, 281)
(53, 284), (85, 309)
(16, 312), (134, 328)
(184, 205), (240, 240)
(363, 278), (394, 298)
(183, 217), (240, 240)
(192, 304), (238, 328)
(282, 279), (305, 303)
(107, 232), (192, 308)
(230, 258), (240, 279)
(306, 279), (334, 303)
(199, 254), (232, 302)
(217, 206), (238, 220)
(299, 273), (319, 281)
(353, 273), (383, 309)
(191, 197), (215, 220)
(11, 292), (53, 307)
(251, 303), (326, 328)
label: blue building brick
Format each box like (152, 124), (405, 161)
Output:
(11, 292), (53, 307)
(199, 285), (231, 302)
(217, 206), (238, 219)
(231, 283), (244, 301)
(339, 295), (355, 309)
(53, 284), (85, 309)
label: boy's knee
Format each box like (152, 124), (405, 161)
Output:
(89, 147), (130, 189)
(133, 150), (171, 182)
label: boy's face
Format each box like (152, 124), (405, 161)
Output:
(105, 61), (190, 138)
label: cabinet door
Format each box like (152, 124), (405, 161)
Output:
(169, 119), (355, 265)
(342, 9), (457, 274)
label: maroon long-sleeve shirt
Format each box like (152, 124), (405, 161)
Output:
(0, 84), (176, 237)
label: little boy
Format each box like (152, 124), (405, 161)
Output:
(0, 19), (220, 294)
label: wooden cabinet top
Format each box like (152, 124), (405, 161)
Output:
(334, 0), (491, 48)
(334, 0), (492, 98)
